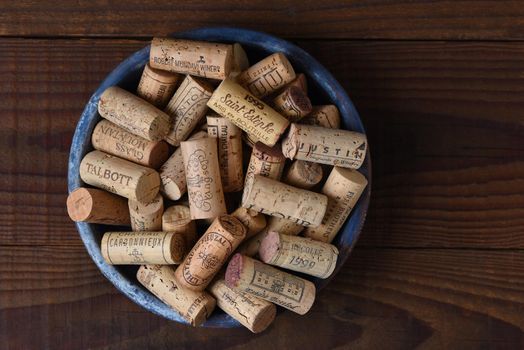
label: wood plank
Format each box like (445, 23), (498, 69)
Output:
(1, 245), (523, 348)
(0, 1), (524, 40)
(1, 39), (523, 248)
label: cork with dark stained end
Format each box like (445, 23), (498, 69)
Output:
(259, 231), (338, 279)
(174, 215), (247, 291)
(287, 73), (307, 94)
(241, 174), (328, 227)
(283, 160), (323, 190)
(208, 276), (276, 333)
(159, 131), (207, 200)
(79, 150), (160, 203)
(225, 254), (316, 315)
(150, 37), (234, 80)
(128, 193), (164, 231)
(137, 63), (180, 108)
(101, 231), (186, 265)
(98, 86), (171, 142)
(162, 205), (197, 250)
(282, 123), (367, 169)
(137, 265), (216, 326)
(272, 86), (312, 122)
(164, 75), (214, 146)
(67, 187), (130, 226)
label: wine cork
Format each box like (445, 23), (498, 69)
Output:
(282, 124), (367, 169)
(244, 142), (286, 185)
(231, 207), (267, 239)
(80, 150), (160, 203)
(259, 232), (338, 279)
(101, 231), (186, 265)
(136, 63), (180, 108)
(208, 276), (276, 333)
(236, 53), (296, 98)
(162, 205), (197, 250)
(304, 167), (368, 243)
(174, 215), (247, 291)
(158, 131), (207, 200)
(287, 73), (307, 94)
(300, 105), (340, 129)
(242, 175), (328, 227)
(225, 254), (315, 315)
(91, 120), (170, 169)
(66, 187), (130, 226)
(128, 193), (164, 231)
(150, 37), (234, 80)
(207, 78), (290, 147)
(236, 217), (303, 257)
(98, 86), (170, 141)
(207, 116), (244, 192)
(164, 75), (214, 146)
(137, 265), (216, 326)
(231, 43), (250, 78)
(181, 137), (227, 220)
(283, 160), (323, 190)
(271, 86), (312, 122)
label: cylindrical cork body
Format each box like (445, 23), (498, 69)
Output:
(150, 37), (234, 80)
(282, 124), (367, 169)
(207, 116), (244, 192)
(98, 86), (171, 141)
(242, 175), (328, 227)
(91, 120), (170, 169)
(136, 63), (180, 108)
(244, 142), (286, 185)
(128, 193), (164, 231)
(207, 79), (290, 147)
(271, 86), (312, 122)
(175, 215), (247, 291)
(231, 207), (267, 239)
(235, 53), (296, 98)
(137, 265), (216, 326)
(79, 150), (160, 203)
(226, 254), (315, 315)
(164, 75), (214, 146)
(304, 167), (368, 243)
(162, 205), (197, 250)
(287, 73), (307, 94)
(259, 232), (338, 279)
(158, 131), (207, 200)
(101, 231), (186, 265)
(67, 187), (131, 226)
(209, 276), (276, 333)
(181, 137), (227, 220)
(299, 105), (341, 129)
(283, 160), (323, 190)
(236, 216), (303, 257)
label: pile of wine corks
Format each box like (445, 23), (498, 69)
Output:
(67, 37), (368, 333)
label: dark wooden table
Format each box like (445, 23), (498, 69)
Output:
(2, 2), (524, 349)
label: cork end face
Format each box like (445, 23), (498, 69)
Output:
(258, 231), (280, 263)
(148, 114), (171, 142)
(190, 295), (217, 327)
(169, 233), (187, 263)
(288, 86), (312, 115)
(66, 188), (93, 222)
(148, 141), (170, 169)
(280, 123), (299, 160)
(253, 142), (285, 160)
(333, 167), (369, 188)
(160, 178), (183, 201)
(225, 253), (243, 288)
(218, 215), (247, 239)
(135, 170), (161, 204)
(128, 193), (163, 215)
(251, 303), (277, 333)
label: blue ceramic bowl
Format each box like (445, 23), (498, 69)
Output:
(68, 27), (371, 327)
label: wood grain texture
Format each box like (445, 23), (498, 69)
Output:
(1, 246), (524, 349)
(0, 1), (524, 40)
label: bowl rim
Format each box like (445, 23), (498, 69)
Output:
(67, 26), (372, 327)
